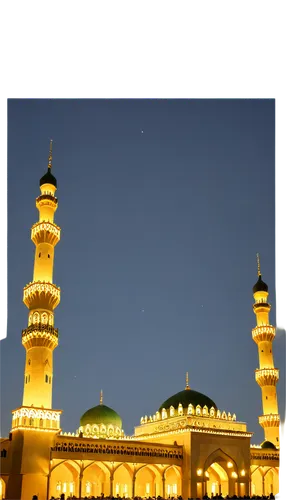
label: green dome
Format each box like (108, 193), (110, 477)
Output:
(253, 275), (268, 294)
(159, 389), (217, 411)
(80, 404), (122, 428)
(260, 440), (276, 450)
(40, 168), (57, 188)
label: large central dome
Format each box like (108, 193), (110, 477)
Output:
(159, 388), (217, 411)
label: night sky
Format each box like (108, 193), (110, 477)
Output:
(2, 99), (284, 443)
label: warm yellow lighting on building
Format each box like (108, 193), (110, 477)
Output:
(205, 471), (209, 478)
(197, 469), (202, 476)
(231, 472), (238, 479)
(241, 469), (245, 476)
(227, 462), (233, 468)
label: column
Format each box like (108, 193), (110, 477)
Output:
(79, 471), (83, 499)
(110, 473), (114, 497)
(162, 475), (165, 498)
(132, 474), (136, 498)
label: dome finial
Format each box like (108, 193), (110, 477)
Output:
(100, 389), (103, 405)
(185, 372), (190, 390)
(256, 252), (261, 277)
(48, 139), (53, 170)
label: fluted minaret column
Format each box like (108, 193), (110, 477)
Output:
(22, 140), (61, 409)
(252, 254), (279, 446)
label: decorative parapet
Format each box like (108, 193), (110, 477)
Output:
(250, 447), (279, 462)
(140, 405), (237, 425)
(36, 194), (58, 210)
(51, 437), (183, 463)
(31, 221), (61, 246)
(253, 302), (271, 312)
(259, 414), (280, 428)
(11, 406), (62, 432)
(255, 368), (279, 386)
(22, 324), (59, 349)
(252, 325), (275, 344)
(23, 281), (60, 310)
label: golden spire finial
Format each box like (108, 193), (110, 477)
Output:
(256, 253), (261, 277)
(185, 372), (190, 390)
(48, 139), (53, 170)
(100, 389), (103, 405)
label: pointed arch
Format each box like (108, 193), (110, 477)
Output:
(264, 466), (274, 478)
(83, 460), (111, 474)
(204, 448), (238, 474)
(113, 461), (133, 478)
(250, 465), (262, 476)
(163, 464), (182, 478)
(135, 463), (162, 479)
(50, 459), (81, 474)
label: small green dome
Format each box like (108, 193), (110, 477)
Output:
(80, 404), (122, 428)
(159, 389), (217, 411)
(260, 440), (276, 450)
(40, 168), (57, 188)
(253, 275), (268, 294)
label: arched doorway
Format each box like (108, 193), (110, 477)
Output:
(203, 449), (239, 497)
(250, 466), (262, 496)
(164, 465), (182, 498)
(82, 462), (110, 497)
(0, 478), (6, 500)
(206, 462), (228, 497)
(113, 463), (132, 498)
(49, 460), (80, 498)
(135, 464), (163, 498)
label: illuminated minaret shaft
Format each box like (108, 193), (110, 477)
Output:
(22, 141), (60, 409)
(252, 254), (279, 445)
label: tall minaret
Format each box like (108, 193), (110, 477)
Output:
(21, 140), (61, 409)
(252, 254), (280, 446)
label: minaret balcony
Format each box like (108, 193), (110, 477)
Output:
(36, 194), (58, 210)
(259, 414), (280, 428)
(31, 221), (61, 246)
(23, 281), (60, 310)
(253, 302), (271, 313)
(255, 368), (279, 386)
(252, 325), (276, 344)
(22, 324), (59, 349)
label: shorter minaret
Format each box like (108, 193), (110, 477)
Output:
(252, 254), (279, 446)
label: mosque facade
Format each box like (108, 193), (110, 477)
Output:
(0, 144), (280, 499)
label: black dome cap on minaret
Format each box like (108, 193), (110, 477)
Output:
(39, 140), (57, 188)
(253, 253), (268, 294)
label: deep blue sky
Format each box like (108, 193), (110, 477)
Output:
(2, 99), (284, 443)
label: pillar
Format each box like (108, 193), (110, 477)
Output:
(162, 476), (165, 498)
(132, 474), (136, 498)
(110, 473), (114, 497)
(79, 472), (83, 499)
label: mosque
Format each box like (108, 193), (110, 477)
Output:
(0, 143), (280, 499)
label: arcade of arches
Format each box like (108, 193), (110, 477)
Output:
(45, 454), (279, 499)
(48, 461), (182, 499)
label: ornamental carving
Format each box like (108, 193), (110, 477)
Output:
(12, 408), (60, 421)
(51, 441), (183, 460)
